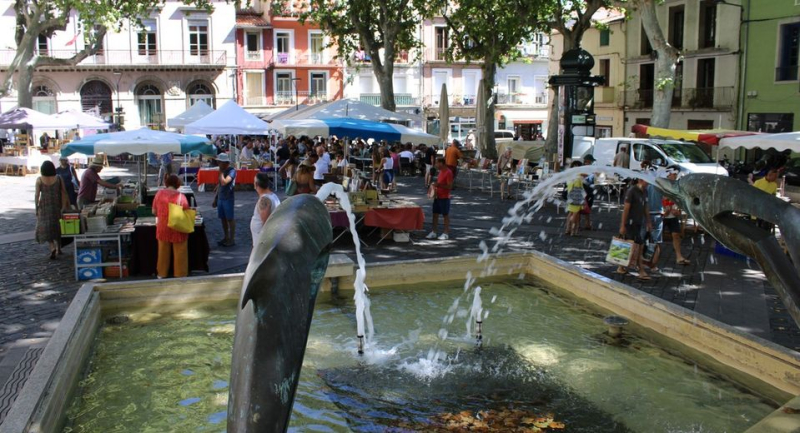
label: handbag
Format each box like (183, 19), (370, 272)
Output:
(605, 237), (634, 266)
(167, 196), (196, 234)
(285, 179), (297, 196)
(427, 183), (437, 199)
(566, 184), (586, 206)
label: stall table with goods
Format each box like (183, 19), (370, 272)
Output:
(197, 168), (259, 187)
(324, 190), (424, 244)
(61, 183), (209, 280)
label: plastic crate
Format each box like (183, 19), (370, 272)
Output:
(77, 248), (102, 264)
(78, 267), (103, 281)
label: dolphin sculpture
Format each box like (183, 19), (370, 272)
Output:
(228, 194), (332, 433)
(656, 173), (800, 328)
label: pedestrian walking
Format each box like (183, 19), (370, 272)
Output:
(617, 176), (652, 280)
(35, 161), (69, 259)
(212, 153), (237, 247)
(55, 157), (79, 206)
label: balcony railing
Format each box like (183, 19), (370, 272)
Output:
(246, 50), (262, 61)
(496, 92), (547, 106)
(273, 52), (338, 66)
(359, 93), (418, 106)
(274, 91), (329, 106)
(519, 44), (550, 59)
(0, 49), (227, 67)
(619, 87), (735, 110)
(351, 50), (410, 64)
(424, 94), (476, 107)
(776, 66), (799, 82)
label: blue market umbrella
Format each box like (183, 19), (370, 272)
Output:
(271, 117), (440, 146)
(60, 127), (216, 157)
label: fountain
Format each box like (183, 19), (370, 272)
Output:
(227, 194), (332, 432)
(7, 172), (800, 432)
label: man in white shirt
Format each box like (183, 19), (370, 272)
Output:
(240, 141), (254, 160)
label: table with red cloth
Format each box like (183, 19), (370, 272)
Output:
(129, 224), (210, 277)
(364, 204), (424, 231)
(197, 168), (259, 186)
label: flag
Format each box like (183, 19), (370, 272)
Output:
(65, 31), (81, 47)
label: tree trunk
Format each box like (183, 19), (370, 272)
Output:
(373, 62), (397, 112)
(639, 0), (680, 128)
(2, 28), (37, 106)
(480, 62), (497, 160)
(544, 34), (577, 160)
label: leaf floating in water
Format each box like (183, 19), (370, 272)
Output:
(411, 407), (566, 432)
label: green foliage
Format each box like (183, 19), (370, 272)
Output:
(296, 0), (422, 65)
(417, 0), (548, 67)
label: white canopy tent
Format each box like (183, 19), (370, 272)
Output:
(168, 100), (215, 129)
(263, 98), (420, 123)
(718, 132), (800, 153)
(52, 109), (110, 130)
(184, 100), (271, 135)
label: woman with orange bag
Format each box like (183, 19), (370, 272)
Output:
(152, 175), (191, 278)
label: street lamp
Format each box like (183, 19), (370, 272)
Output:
(291, 77), (301, 111)
(113, 70), (124, 130)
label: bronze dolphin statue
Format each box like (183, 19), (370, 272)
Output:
(228, 194), (332, 432)
(656, 173), (800, 327)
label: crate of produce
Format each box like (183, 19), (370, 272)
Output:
(60, 219), (80, 235)
(78, 267), (103, 281)
(77, 248), (102, 264)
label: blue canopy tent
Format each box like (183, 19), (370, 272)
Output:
(61, 128), (216, 187)
(271, 117), (441, 146)
(60, 127), (215, 157)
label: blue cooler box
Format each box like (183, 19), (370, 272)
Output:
(78, 267), (103, 281)
(77, 248), (102, 265)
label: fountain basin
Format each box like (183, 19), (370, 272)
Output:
(3, 251), (800, 432)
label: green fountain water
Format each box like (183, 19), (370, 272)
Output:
(63, 280), (776, 432)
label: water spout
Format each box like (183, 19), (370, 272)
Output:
(475, 320), (483, 346)
(316, 183), (375, 353)
(357, 335), (365, 355)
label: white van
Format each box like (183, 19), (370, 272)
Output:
(591, 137), (728, 175)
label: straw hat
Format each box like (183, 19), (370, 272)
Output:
(90, 154), (104, 167)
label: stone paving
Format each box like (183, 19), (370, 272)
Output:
(1, 165), (800, 425)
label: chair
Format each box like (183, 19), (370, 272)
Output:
(400, 157), (413, 176)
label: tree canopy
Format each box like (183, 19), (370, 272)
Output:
(418, 0), (549, 158)
(297, 0), (422, 112)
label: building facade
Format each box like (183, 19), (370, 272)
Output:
(739, 0), (800, 132)
(621, 0), (742, 133)
(0, 0), (238, 131)
(234, 3), (344, 114)
(550, 10), (627, 138)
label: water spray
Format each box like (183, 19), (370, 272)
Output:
(475, 320), (483, 346)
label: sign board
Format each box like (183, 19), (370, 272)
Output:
(571, 115), (586, 124)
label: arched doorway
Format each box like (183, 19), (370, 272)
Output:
(136, 83), (164, 129)
(80, 80), (113, 118)
(187, 81), (215, 108)
(32, 84), (57, 114)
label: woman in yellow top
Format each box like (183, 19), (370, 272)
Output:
(565, 160), (586, 236)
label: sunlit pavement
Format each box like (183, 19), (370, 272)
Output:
(0, 165), (798, 423)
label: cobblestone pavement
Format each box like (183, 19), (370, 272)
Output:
(2, 165), (799, 424)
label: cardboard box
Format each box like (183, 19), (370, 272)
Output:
(78, 267), (103, 281)
(103, 264), (129, 278)
(77, 248), (102, 264)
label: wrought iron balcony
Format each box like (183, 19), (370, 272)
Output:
(0, 49), (228, 68)
(274, 91), (330, 106)
(359, 93), (418, 106)
(273, 52), (338, 66)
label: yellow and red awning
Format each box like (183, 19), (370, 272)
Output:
(631, 124), (758, 145)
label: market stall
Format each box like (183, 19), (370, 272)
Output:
(129, 218), (210, 277)
(271, 117), (441, 146)
(168, 100), (215, 131)
(323, 190), (424, 245)
(197, 168), (260, 186)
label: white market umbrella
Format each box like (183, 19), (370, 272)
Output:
(0, 107), (75, 130)
(53, 109), (110, 130)
(168, 100), (215, 129)
(272, 117), (441, 146)
(719, 132), (800, 153)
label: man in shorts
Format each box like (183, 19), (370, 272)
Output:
(426, 157), (453, 240)
(661, 166), (690, 265)
(618, 176), (652, 280)
(425, 144), (437, 186)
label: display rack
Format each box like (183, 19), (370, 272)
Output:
(63, 232), (131, 281)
